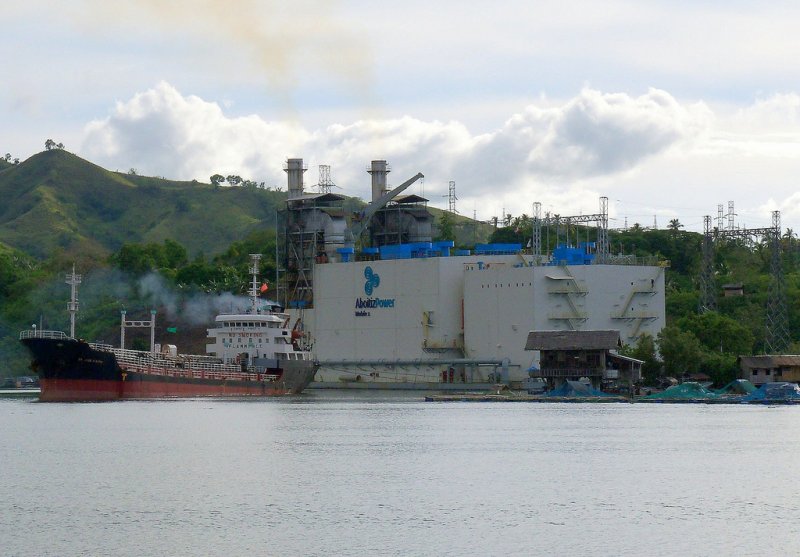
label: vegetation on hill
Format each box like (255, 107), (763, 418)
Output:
(1, 150), (797, 386)
(0, 150), (284, 259)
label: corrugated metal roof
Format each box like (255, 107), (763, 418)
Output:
(739, 355), (800, 368)
(393, 194), (429, 204)
(289, 193), (346, 202)
(608, 352), (644, 365)
(525, 330), (621, 351)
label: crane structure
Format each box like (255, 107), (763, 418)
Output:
(343, 172), (425, 248)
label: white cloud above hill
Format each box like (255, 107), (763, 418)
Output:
(84, 82), (743, 224)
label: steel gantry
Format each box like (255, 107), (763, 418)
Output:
(531, 196), (609, 264)
(699, 210), (789, 353)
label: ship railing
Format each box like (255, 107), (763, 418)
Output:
(89, 342), (115, 352)
(19, 330), (69, 341)
(111, 348), (281, 382)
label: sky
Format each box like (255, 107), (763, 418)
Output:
(3, 0), (800, 232)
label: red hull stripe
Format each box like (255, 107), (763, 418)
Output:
(39, 378), (295, 402)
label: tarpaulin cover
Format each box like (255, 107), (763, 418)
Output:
(714, 379), (756, 395)
(642, 382), (719, 400)
(545, 380), (613, 397)
(741, 382), (800, 402)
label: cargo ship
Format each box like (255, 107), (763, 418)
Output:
(20, 256), (318, 401)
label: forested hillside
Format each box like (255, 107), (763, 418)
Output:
(0, 150), (285, 258)
(1, 151), (797, 386)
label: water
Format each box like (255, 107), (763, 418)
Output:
(2, 392), (800, 556)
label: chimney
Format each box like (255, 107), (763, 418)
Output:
(284, 158), (307, 199)
(367, 160), (390, 202)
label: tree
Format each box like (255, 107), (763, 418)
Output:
(629, 334), (661, 385)
(162, 239), (188, 268)
(657, 325), (703, 377)
(436, 211), (456, 242)
(677, 311), (754, 355)
(226, 175), (242, 186)
(3, 153), (10, 162)
(210, 174), (225, 188)
(56, 142), (64, 150)
(44, 139), (56, 151)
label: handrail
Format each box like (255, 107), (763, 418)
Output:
(19, 330), (69, 340)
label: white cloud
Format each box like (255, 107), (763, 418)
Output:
(83, 82), (310, 180)
(80, 83), (800, 230)
(82, 83), (704, 197)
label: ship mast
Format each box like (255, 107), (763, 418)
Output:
(249, 254), (261, 313)
(65, 264), (81, 338)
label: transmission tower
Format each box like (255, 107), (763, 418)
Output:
(447, 181), (458, 213)
(699, 210), (789, 352)
(727, 200), (735, 230)
(317, 164), (333, 194)
(766, 210), (790, 353)
(532, 202), (542, 263)
(597, 197), (609, 262)
(699, 216), (716, 312)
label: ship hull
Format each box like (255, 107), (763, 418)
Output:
(23, 337), (317, 402)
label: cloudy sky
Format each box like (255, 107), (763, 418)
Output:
(3, 0), (800, 231)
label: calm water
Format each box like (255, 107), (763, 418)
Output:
(2, 391), (800, 556)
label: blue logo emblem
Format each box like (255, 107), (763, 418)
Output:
(364, 266), (380, 295)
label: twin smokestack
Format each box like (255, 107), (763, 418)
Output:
(285, 158), (390, 202)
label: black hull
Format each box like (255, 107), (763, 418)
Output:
(21, 337), (317, 401)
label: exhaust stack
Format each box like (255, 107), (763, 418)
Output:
(367, 160), (391, 202)
(284, 158), (307, 199)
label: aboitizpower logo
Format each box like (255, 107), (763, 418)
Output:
(355, 266), (396, 314)
(364, 266), (380, 295)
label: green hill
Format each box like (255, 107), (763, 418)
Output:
(428, 206), (495, 246)
(0, 150), (285, 259)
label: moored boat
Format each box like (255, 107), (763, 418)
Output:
(20, 255), (318, 402)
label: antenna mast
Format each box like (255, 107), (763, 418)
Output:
(249, 254), (262, 312)
(65, 264), (81, 338)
